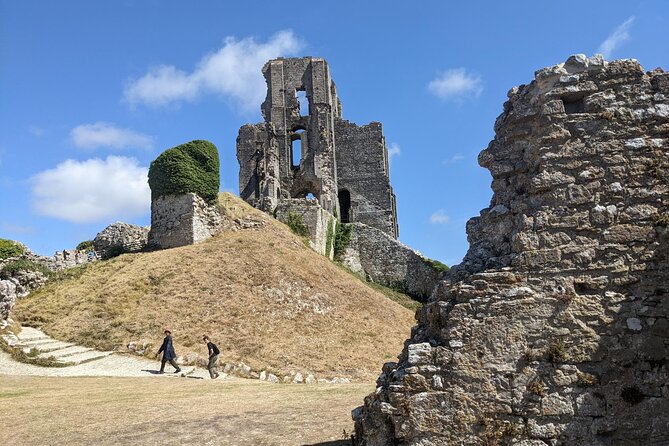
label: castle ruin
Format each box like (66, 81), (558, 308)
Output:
(237, 57), (399, 243)
(354, 55), (669, 445)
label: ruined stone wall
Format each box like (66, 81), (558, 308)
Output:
(275, 199), (336, 259)
(335, 120), (399, 238)
(355, 55), (669, 445)
(341, 223), (441, 300)
(148, 193), (222, 249)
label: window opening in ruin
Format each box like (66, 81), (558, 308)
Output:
(296, 89), (309, 116)
(338, 190), (351, 223)
(291, 129), (306, 168)
(306, 193), (316, 200)
(562, 96), (585, 114)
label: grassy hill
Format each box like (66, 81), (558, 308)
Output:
(13, 193), (416, 380)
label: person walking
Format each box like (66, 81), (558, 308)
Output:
(156, 328), (181, 374)
(203, 335), (220, 379)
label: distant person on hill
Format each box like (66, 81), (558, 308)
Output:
(156, 328), (181, 374)
(203, 335), (220, 379)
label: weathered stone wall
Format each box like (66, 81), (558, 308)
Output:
(354, 55), (669, 445)
(148, 193), (222, 249)
(335, 120), (399, 238)
(341, 223), (442, 300)
(275, 198), (336, 259)
(237, 57), (399, 241)
(94, 222), (149, 259)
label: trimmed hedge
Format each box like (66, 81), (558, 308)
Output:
(148, 140), (220, 203)
(0, 238), (24, 260)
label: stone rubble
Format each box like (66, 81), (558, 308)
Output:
(94, 221), (149, 259)
(354, 55), (669, 445)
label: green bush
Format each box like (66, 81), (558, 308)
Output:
(0, 238), (24, 260)
(1, 259), (52, 279)
(424, 258), (450, 273)
(148, 140), (220, 203)
(325, 218), (335, 257)
(285, 212), (310, 238)
(333, 223), (352, 259)
(76, 240), (94, 251)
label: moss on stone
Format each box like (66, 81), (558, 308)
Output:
(148, 140), (220, 203)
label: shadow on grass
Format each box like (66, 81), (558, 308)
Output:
(302, 441), (351, 446)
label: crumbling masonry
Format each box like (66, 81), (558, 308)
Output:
(237, 58), (443, 298)
(354, 55), (669, 445)
(237, 57), (399, 241)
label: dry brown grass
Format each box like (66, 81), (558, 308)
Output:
(0, 375), (364, 445)
(14, 193), (414, 380)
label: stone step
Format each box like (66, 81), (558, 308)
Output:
(37, 345), (92, 359)
(16, 327), (50, 341)
(20, 340), (75, 352)
(57, 350), (113, 365)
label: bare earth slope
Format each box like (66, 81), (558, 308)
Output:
(13, 193), (415, 380)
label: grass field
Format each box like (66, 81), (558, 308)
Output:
(0, 375), (367, 445)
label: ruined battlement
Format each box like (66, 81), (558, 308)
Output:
(237, 57), (398, 239)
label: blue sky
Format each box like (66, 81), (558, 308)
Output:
(1, 1), (667, 264)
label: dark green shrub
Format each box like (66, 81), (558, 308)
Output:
(0, 238), (24, 259)
(1, 259), (52, 279)
(148, 140), (220, 203)
(76, 240), (94, 251)
(285, 213), (310, 238)
(333, 223), (352, 259)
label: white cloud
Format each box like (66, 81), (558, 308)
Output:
(31, 156), (150, 223)
(430, 209), (450, 225)
(428, 68), (483, 101)
(598, 16), (635, 58)
(443, 154), (464, 165)
(387, 142), (401, 159)
(124, 30), (304, 112)
(71, 122), (154, 151)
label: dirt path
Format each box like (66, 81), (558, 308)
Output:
(0, 375), (365, 445)
(0, 326), (210, 378)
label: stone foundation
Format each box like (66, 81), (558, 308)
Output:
(148, 193), (222, 249)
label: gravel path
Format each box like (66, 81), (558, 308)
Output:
(0, 326), (219, 380)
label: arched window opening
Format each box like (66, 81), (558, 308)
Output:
(306, 193), (316, 200)
(291, 129), (306, 168)
(296, 89), (309, 116)
(338, 190), (351, 223)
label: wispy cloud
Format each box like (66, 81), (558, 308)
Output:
(387, 142), (401, 160)
(1, 223), (35, 235)
(71, 122), (154, 151)
(124, 30), (304, 113)
(28, 126), (45, 137)
(598, 16), (635, 58)
(442, 154), (464, 165)
(428, 68), (483, 102)
(430, 209), (450, 224)
(31, 156), (150, 223)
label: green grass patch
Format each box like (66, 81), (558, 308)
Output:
(424, 258), (449, 273)
(325, 218), (335, 258)
(285, 212), (310, 238)
(0, 238), (24, 260)
(76, 240), (94, 251)
(0, 259), (52, 279)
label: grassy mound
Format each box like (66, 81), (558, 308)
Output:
(148, 140), (220, 203)
(14, 193), (415, 379)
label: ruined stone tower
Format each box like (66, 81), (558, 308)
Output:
(237, 57), (399, 241)
(354, 55), (669, 445)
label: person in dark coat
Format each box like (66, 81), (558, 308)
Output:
(156, 328), (181, 374)
(202, 335), (220, 379)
